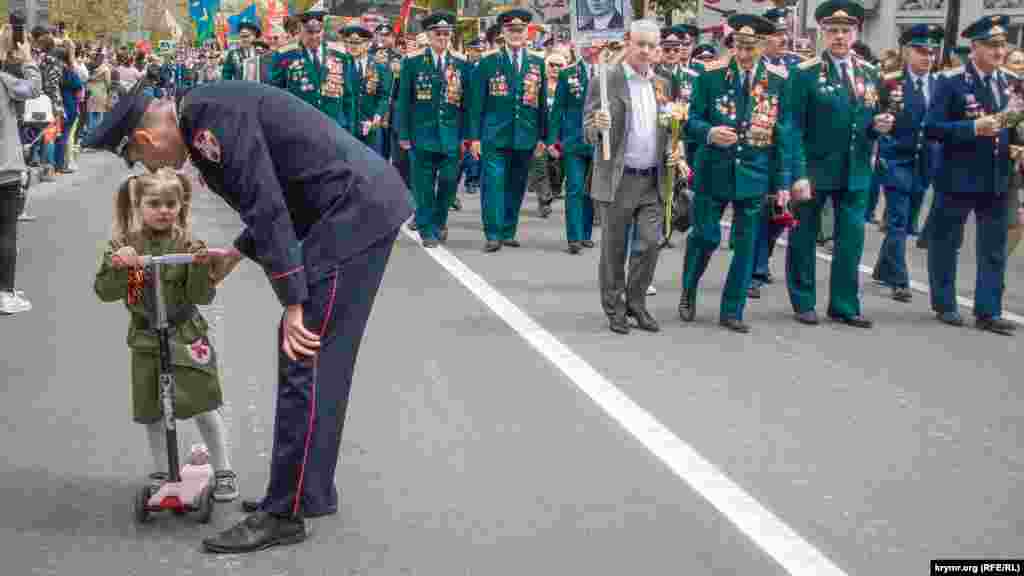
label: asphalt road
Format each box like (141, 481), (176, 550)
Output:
(1, 153), (1019, 575)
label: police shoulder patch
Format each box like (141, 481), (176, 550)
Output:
(276, 42), (298, 53)
(798, 56), (821, 70)
(765, 61), (788, 79)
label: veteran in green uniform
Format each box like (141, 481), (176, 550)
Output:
(396, 12), (470, 247)
(467, 9), (548, 252)
(678, 15), (792, 333)
(222, 18), (263, 81)
(344, 24), (391, 148)
(270, 1), (354, 131)
(786, 0), (892, 328)
(548, 49), (595, 253)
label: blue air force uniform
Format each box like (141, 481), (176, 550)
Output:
(85, 81), (412, 526)
(925, 15), (1018, 334)
(871, 24), (943, 300)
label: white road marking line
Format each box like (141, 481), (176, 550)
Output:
(720, 222), (1024, 325)
(401, 225), (848, 576)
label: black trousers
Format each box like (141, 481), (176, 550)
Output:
(260, 229), (398, 517)
(0, 182), (24, 292)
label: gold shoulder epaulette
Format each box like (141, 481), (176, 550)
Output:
(797, 56), (821, 70)
(407, 49), (424, 58)
(449, 50), (466, 60)
(326, 41), (346, 52)
(764, 61), (788, 79)
(942, 66), (965, 78)
(702, 59), (727, 72)
(529, 49), (545, 58)
(883, 70), (903, 81)
(276, 42), (298, 53)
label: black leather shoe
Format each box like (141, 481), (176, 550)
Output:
(539, 205), (552, 218)
(892, 287), (912, 302)
(581, 240), (595, 248)
(747, 285), (761, 299)
(484, 241), (502, 252)
(567, 242), (581, 254)
(828, 313), (873, 328)
(976, 316), (1017, 336)
(439, 228), (448, 243)
(241, 498), (261, 513)
(627, 307), (660, 332)
(408, 221), (418, 231)
(719, 318), (750, 333)
(202, 512), (307, 554)
(609, 314), (630, 334)
(450, 198), (462, 211)
(794, 310), (819, 325)
(502, 239), (521, 247)
(422, 238), (439, 248)
(936, 311), (965, 327)
(916, 236), (928, 250)
(678, 290), (695, 322)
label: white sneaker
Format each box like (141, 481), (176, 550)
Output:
(647, 285), (657, 296)
(0, 291), (31, 314)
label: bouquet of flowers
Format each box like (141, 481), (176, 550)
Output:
(658, 102), (690, 241)
(998, 77), (1024, 130)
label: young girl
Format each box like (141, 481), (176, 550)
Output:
(94, 169), (239, 501)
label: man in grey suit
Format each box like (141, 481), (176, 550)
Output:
(585, 20), (684, 334)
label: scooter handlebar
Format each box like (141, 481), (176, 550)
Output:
(139, 248), (234, 266)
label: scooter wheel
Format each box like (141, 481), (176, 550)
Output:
(196, 484), (214, 524)
(134, 485), (153, 524)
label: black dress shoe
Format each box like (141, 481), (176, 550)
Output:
(539, 205), (552, 218)
(609, 314), (630, 334)
(581, 240), (595, 248)
(626, 307), (660, 332)
(747, 285), (761, 299)
(976, 316), (1017, 336)
(719, 318), (751, 333)
(202, 512), (307, 554)
(241, 498), (262, 513)
(422, 238), (439, 248)
(409, 221), (418, 231)
(439, 228), (448, 243)
(794, 310), (819, 325)
(936, 311), (965, 327)
(567, 242), (581, 254)
(450, 198), (462, 211)
(892, 287), (912, 302)
(678, 290), (695, 322)
(484, 241), (502, 252)
(502, 239), (521, 247)
(828, 313), (873, 328)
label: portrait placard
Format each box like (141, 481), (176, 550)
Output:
(569, 0), (629, 45)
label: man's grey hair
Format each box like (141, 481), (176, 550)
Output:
(630, 19), (661, 38)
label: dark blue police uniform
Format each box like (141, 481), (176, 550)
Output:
(925, 15), (1017, 332)
(85, 80), (413, 526)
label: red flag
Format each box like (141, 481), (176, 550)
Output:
(396, 0), (414, 34)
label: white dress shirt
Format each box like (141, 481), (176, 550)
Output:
(622, 62), (659, 170)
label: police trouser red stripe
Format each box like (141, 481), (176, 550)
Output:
(262, 230), (397, 517)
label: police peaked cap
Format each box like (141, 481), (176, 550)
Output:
(82, 85), (154, 163)
(421, 11), (456, 31)
(673, 24), (699, 40)
(238, 19), (262, 36)
(763, 7), (789, 32)
(342, 24), (373, 40)
(962, 14), (1010, 42)
(498, 9), (532, 27)
(691, 43), (717, 60)
(814, 0), (864, 26)
(900, 23), (943, 48)
(301, 0), (327, 21)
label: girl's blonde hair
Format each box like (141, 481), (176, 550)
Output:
(112, 169), (193, 243)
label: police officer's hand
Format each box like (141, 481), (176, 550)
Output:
(112, 246), (140, 269)
(975, 115), (1001, 137)
(709, 126), (738, 147)
(872, 113), (895, 134)
(399, 140), (412, 150)
(470, 140), (481, 159)
(282, 304), (321, 361)
(591, 110), (611, 132)
(791, 179), (813, 203)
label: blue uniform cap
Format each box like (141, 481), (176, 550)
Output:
(498, 8), (532, 27)
(422, 11), (456, 31)
(674, 24), (699, 41)
(238, 19), (262, 36)
(763, 7), (789, 32)
(82, 85), (154, 165)
(900, 23), (943, 48)
(342, 24), (373, 41)
(814, 0), (864, 26)
(962, 14), (1010, 42)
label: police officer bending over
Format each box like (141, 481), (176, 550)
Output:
(84, 81), (412, 552)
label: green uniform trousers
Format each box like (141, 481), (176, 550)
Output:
(682, 195), (761, 321)
(412, 149), (459, 241)
(481, 148), (533, 241)
(564, 154), (594, 243)
(786, 188), (867, 317)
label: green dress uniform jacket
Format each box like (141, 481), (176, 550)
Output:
(271, 41), (354, 131)
(349, 57), (391, 143)
(396, 48), (470, 155)
(93, 231), (222, 424)
(547, 59), (593, 157)
(467, 47), (548, 150)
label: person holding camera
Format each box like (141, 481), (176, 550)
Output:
(0, 24), (41, 314)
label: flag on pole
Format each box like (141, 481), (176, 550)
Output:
(228, 4), (259, 35)
(190, 0), (221, 42)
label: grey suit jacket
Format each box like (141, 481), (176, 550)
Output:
(583, 62), (670, 204)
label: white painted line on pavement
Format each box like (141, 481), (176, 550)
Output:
(400, 225), (848, 576)
(720, 222), (1024, 325)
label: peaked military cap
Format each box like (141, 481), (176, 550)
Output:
(342, 24), (372, 41)
(814, 0), (864, 26)
(422, 11), (455, 31)
(727, 14), (774, 46)
(238, 19), (262, 36)
(674, 24), (700, 41)
(82, 85), (153, 165)
(763, 7), (789, 32)
(498, 8), (532, 27)
(301, 0), (327, 21)
(692, 43), (717, 61)
(962, 14), (1010, 42)
(900, 23), (943, 48)
(661, 27), (684, 45)
(375, 23), (393, 35)
(467, 37), (484, 49)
